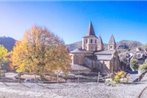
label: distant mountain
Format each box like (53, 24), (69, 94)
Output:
(117, 40), (142, 50)
(67, 40), (143, 51)
(66, 41), (82, 51)
(0, 37), (16, 51)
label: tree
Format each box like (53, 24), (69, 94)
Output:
(11, 26), (71, 79)
(130, 58), (138, 71)
(139, 62), (147, 71)
(0, 45), (8, 76)
(0, 45), (8, 65)
(132, 61), (147, 82)
(133, 62), (147, 82)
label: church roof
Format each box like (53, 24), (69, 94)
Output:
(70, 48), (83, 53)
(70, 48), (92, 54)
(87, 22), (96, 36)
(95, 50), (115, 61)
(96, 55), (113, 60)
(98, 36), (104, 45)
(109, 35), (116, 45)
(95, 50), (116, 55)
(95, 50), (116, 60)
(71, 64), (91, 71)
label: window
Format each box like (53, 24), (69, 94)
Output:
(110, 45), (113, 49)
(95, 40), (97, 43)
(90, 39), (93, 43)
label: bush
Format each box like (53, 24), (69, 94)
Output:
(113, 71), (126, 83)
(139, 62), (147, 71)
(130, 58), (138, 71)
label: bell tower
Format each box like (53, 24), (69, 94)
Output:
(82, 22), (97, 51)
(108, 35), (116, 50)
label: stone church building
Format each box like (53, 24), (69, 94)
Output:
(70, 22), (120, 75)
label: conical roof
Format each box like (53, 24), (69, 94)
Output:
(87, 22), (96, 36)
(109, 35), (116, 45)
(98, 36), (104, 45)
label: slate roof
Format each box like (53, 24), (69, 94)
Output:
(71, 64), (91, 71)
(109, 35), (116, 45)
(71, 48), (92, 54)
(87, 22), (96, 36)
(95, 50), (115, 55)
(83, 35), (97, 38)
(95, 50), (115, 60)
(96, 54), (113, 60)
(97, 36), (104, 46)
(71, 48), (83, 53)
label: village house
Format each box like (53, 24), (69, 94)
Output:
(70, 22), (120, 75)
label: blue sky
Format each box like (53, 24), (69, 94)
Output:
(0, 1), (147, 44)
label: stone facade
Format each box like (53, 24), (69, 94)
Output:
(70, 22), (120, 75)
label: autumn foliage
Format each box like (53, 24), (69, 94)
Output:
(11, 26), (71, 77)
(0, 45), (8, 63)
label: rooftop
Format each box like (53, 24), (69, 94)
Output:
(95, 50), (116, 55)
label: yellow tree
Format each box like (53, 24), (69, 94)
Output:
(0, 45), (8, 65)
(0, 45), (8, 70)
(11, 41), (28, 72)
(11, 26), (71, 78)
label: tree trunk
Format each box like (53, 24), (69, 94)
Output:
(40, 74), (46, 81)
(133, 70), (147, 82)
(18, 72), (22, 83)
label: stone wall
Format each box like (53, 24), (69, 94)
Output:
(71, 53), (85, 65)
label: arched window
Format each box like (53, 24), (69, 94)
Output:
(110, 45), (113, 49)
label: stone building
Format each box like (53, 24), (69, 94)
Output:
(70, 22), (120, 75)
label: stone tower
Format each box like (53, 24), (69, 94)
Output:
(108, 35), (116, 50)
(82, 22), (98, 51)
(97, 36), (104, 51)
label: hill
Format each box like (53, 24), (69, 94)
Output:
(66, 41), (82, 51)
(117, 40), (142, 50)
(67, 40), (143, 51)
(0, 37), (16, 51)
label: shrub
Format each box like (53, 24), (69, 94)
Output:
(139, 62), (147, 71)
(130, 58), (138, 71)
(113, 71), (126, 83)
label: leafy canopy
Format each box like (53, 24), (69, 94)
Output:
(11, 26), (71, 75)
(130, 58), (138, 71)
(139, 61), (147, 71)
(0, 45), (8, 63)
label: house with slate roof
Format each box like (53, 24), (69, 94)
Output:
(70, 22), (120, 75)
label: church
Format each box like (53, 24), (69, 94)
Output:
(70, 22), (120, 75)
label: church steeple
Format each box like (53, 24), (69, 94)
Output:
(87, 22), (96, 36)
(109, 35), (116, 45)
(82, 22), (97, 51)
(108, 35), (116, 50)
